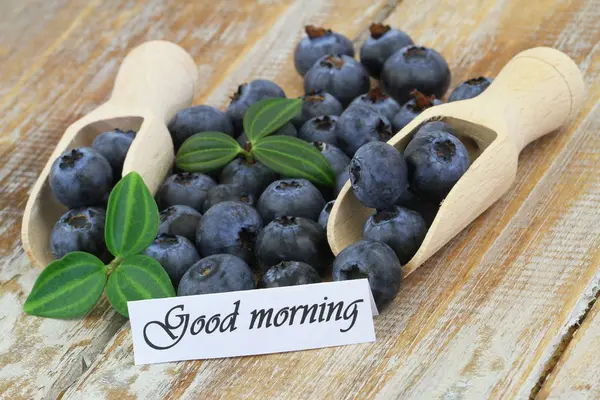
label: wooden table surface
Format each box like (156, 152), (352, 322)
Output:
(1, 0), (599, 399)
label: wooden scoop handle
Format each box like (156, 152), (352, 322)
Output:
(108, 40), (197, 123)
(476, 47), (584, 151)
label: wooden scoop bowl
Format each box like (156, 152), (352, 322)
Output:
(22, 40), (198, 268)
(328, 47), (584, 277)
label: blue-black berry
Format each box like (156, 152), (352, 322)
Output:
(349, 142), (408, 210)
(257, 179), (325, 224)
(335, 105), (393, 157)
(304, 54), (370, 107)
(157, 205), (202, 243)
(168, 105), (234, 149)
(49, 147), (113, 209)
(195, 201), (263, 265)
(226, 80), (285, 134)
(50, 207), (108, 260)
(91, 128), (135, 176)
(143, 234), (201, 287)
(258, 261), (321, 288)
(177, 254), (255, 296)
(220, 158), (279, 198)
(392, 89), (443, 132)
(332, 240), (402, 309)
(349, 87), (401, 123)
(405, 130), (470, 200)
(156, 172), (216, 212)
(256, 216), (332, 273)
(381, 45), (451, 104)
(363, 206), (427, 264)
(359, 23), (413, 79)
(291, 90), (343, 128)
(294, 25), (354, 76)
(448, 77), (492, 102)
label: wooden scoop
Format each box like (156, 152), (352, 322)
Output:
(328, 47), (584, 277)
(22, 40), (198, 268)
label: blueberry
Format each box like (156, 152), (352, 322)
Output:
(312, 141), (350, 176)
(304, 55), (370, 107)
(335, 105), (393, 157)
(335, 166), (350, 197)
(236, 122), (297, 148)
(318, 200), (335, 231)
(332, 240), (402, 309)
(405, 130), (470, 200)
(448, 76), (493, 102)
(349, 87), (401, 122)
(294, 25), (355, 76)
(157, 205), (202, 242)
(143, 234), (200, 287)
(395, 188), (438, 227)
(381, 45), (451, 104)
(299, 116), (338, 145)
(291, 90), (344, 128)
(256, 216), (331, 273)
(349, 141), (408, 210)
(258, 261), (321, 288)
(220, 158), (279, 197)
(50, 148), (113, 209)
(156, 172), (216, 212)
(202, 184), (255, 213)
(363, 206), (427, 264)
(50, 207), (107, 260)
(392, 90), (443, 132)
(177, 254), (255, 296)
(257, 179), (325, 224)
(359, 23), (414, 79)
(168, 105), (234, 149)
(413, 121), (456, 139)
(195, 201), (263, 264)
(226, 80), (286, 134)
(91, 129), (135, 176)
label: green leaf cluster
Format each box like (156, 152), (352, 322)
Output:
(175, 98), (335, 187)
(24, 172), (175, 319)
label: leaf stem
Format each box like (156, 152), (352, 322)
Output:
(240, 149), (255, 164)
(106, 257), (124, 275)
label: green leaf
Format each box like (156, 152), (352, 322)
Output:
(105, 171), (159, 258)
(106, 254), (176, 317)
(23, 252), (107, 319)
(253, 136), (335, 187)
(176, 132), (243, 172)
(243, 98), (302, 143)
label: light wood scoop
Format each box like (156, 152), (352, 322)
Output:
(22, 40), (198, 268)
(328, 47), (584, 277)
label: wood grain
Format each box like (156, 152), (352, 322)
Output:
(60, 0), (600, 399)
(0, 0), (397, 399)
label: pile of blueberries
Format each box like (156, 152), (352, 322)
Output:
(48, 23), (492, 309)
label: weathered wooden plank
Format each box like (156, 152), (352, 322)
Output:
(538, 294), (600, 399)
(61, 0), (600, 398)
(0, 0), (397, 399)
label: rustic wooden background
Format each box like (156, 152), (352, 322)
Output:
(1, 0), (599, 399)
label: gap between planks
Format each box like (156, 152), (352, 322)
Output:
(531, 283), (600, 399)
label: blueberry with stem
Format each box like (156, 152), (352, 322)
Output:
(304, 54), (370, 107)
(360, 23), (414, 79)
(294, 25), (355, 76)
(392, 89), (443, 132)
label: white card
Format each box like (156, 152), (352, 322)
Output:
(128, 279), (378, 365)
